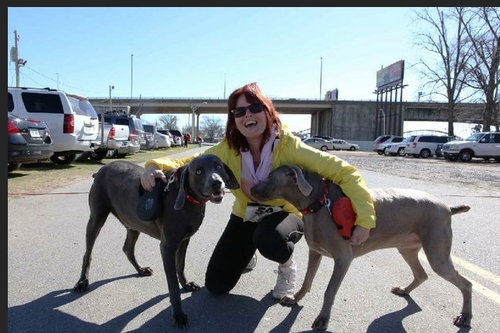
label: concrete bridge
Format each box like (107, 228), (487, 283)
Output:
(88, 97), (485, 142)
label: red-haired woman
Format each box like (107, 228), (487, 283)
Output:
(141, 82), (376, 299)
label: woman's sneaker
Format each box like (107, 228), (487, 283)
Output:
(272, 259), (296, 299)
(246, 253), (257, 270)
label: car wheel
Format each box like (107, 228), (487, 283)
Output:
(349, 146), (356, 151)
(8, 163), (20, 172)
(50, 154), (76, 165)
(459, 149), (473, 162)
(377, 150), (384, 155)
(397, 148), (405, 156)
(420, 149), (431, 158)
(91, 148), (108, 161)
(320, 145), (328, 151)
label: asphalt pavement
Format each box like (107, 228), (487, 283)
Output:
(8, 147), (500, 333)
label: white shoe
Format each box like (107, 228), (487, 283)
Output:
(272, 259), (296, 299)
(246, 253), (257, 270)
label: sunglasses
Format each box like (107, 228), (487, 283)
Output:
(231, 103), (265, 118)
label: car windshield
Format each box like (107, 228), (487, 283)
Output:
(464, 133), (482, 142)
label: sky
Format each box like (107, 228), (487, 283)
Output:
(8, 7), (473, 136)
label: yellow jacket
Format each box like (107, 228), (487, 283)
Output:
(145, 128), (376, 229)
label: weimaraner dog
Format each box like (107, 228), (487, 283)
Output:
(73, 155), (239, 329)
(250, 164), (472, 331)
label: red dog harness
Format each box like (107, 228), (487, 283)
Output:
(298, 182), (356, 240)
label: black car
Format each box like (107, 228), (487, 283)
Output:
(8, 113), (54, 172)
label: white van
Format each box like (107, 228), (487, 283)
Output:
(8, 87), (100, 164)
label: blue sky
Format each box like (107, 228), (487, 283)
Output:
(10, 7), (471, 135)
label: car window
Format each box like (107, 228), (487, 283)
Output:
(8, 93), (14, 111)
(21, 92), (64, 114)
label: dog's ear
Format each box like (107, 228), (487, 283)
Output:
(292, 166), (313, 196)
(222, 163), (239, 189)
(174, 167), (188, 210)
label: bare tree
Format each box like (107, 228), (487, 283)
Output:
(156, 114), (180, 130)
(200, 116), (225, 143)
(411, 7), (474, 136)
(458, 7), (500, 131)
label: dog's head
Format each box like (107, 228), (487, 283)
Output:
(174, 154), (239, 210)
(250, 164), (313, 204)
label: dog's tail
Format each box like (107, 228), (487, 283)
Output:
(451, 205), (471, 215)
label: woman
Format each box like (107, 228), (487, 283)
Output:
(141, 82), (376, 299)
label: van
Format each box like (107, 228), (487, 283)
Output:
(405, 135), (454, 158)
(8, 86), (100, 164)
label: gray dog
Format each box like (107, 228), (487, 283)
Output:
(250, 164), (472, 331)
(73, 154), (239, 329)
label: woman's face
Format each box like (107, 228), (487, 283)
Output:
(234, 94), (267, 140)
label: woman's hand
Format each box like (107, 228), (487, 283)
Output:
(350, 225), (371, 245)
(141, 164), (167, 191)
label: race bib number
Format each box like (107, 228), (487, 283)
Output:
(244, 203), (283, 222)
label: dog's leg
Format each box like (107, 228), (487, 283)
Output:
(74, 211), (108, 292)
(312, 256), (353, 331)
(160, 240), (189, 329)
(175, 237), (201, 292)
(123, 229), (153, 276)
(391, 247), (428, 295)
(280, 249), (322, 305)
(422, 239), (473, 327)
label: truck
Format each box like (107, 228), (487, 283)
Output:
(442, 131), (500, 162)
(76, 116), (136, 161)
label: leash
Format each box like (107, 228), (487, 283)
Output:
(164, 169), (203, 205)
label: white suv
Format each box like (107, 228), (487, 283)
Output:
(405, 135), (454, 158)
(373, 135), (404, 155)
(443, 132), (500, 162)
(8, 87), (100, 164)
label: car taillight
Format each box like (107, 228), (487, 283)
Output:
(412, 143), (417, 148)
(7, 118), (20, 134)
(63, 114), (75, 133)
(108, 127), (116, 139)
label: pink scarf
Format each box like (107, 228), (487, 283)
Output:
(240, 134), (277, 201)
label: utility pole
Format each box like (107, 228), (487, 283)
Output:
(10, 30), (27, 87)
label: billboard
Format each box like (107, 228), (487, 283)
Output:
(376, 60), (405, 89)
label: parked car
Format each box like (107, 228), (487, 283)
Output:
(103, 114), (147, 150)
(8, 113), (54, 172)
(384, 137), (409, 157)
(330, 139), (359, 151)
(8, 86), (101, 164)
(405, 135), (456, 158)
(168, 129), (183, 146)
(312, 135), (335, 141)
(302, 137), (332, 151)
(373, 135), (405, 155)
(155, 129), (172, 149)
(142, 124), (158, 150)
(442, 131), (500, 162)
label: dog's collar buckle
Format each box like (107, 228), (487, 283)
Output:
(299, 182), (329, 214)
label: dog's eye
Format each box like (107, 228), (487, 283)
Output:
(216, 164), (222, 170)
(196, 169), (202, 175)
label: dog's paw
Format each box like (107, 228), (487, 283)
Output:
(137, 267), (153, 276)
(311, 315), (330, 331)
(279, 295), (297, 306)
(183, 281), (201, 292)
(390, 286), (408, 296)
(453, 313), (472, 327)
(73, 279), (89, 293)
(173, 312), (189, 329)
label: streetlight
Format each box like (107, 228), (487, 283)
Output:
(109, 85), (115, 113)
(379, 109), (386, 135)
(130, 54), (133, 99)
(319, 57), (323, 100)
(191, 101), (207, 142)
